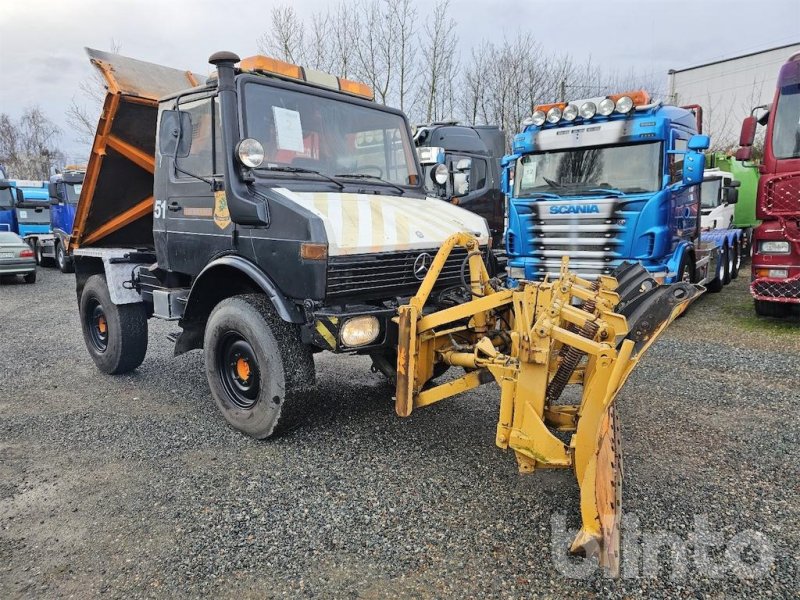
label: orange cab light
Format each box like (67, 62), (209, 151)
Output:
(338, 77), (374, 100)
(239, 55), (303, 80)
(533, 102), (567, 114)
(608, 90), (651, 107)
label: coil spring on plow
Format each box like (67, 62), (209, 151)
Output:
(394, 234), (703, 576)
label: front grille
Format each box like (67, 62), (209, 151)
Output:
(751, 276), (800, 301)
(326, 247), (470, 300)
(763, 173), (800, 217)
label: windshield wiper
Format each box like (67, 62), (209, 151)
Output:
(256, 165), (344, 190)
(585, 187), (626, 197)
(334, 173), (405, 195)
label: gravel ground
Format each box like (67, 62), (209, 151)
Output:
(1, 266), (798, 599)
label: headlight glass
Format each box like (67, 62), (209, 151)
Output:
(615, 95), (634, 114)
(760, 240), (790, 254)
(598, 98), (615, 116)
(340, 316), (380, 347)
(236, 138), (265, 168)
(531, 110), (547, 126)
(767, 268), (789, 278)
(562, 104), (578, 121)
(579, 102), (597, 119)
(433, 163), (449, 185)
(546, 106), (562, 123)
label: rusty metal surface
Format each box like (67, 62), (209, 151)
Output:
(86, 47), (206, 100)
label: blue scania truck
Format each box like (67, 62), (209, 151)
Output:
(0, 179), (53, 241)
(502, 91), (743, 291)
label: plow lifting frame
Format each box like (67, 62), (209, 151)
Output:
(394, 232), (702, 576)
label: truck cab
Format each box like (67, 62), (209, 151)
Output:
(32, 168), (85, 271)
(0, 179), (15, 233)
(502, 91), (730, 287)
(737, 51), (800, 318)
(700, 168), (740, 231)
(11, 181), (51, 240)
(414, 123), (505, 247)
(71, 49), (489, 439)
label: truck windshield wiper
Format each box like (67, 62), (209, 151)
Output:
(256, 165), (344, 190)
(334, 173), (405, 195)
(584, 187), (626, 197)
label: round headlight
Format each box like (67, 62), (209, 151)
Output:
(236, 138), (264, 168)
(598, 98), (615, 116)
(615, 95), (634, 114)
(531, 110), (547, 126)
(546, 106), (562, 123)
(433, 163), (449, 185)
(579, 101), (597, 119)
(521, 116), (534, 127)
(562, 104), (578, 122)
(340, 316), (380, 347)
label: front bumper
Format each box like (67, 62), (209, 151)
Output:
(301, 305), (397, 353)
(751, 221), (800, 303)
(0, 258), (36, 274)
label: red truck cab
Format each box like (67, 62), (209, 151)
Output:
(738, 52), (800, 318)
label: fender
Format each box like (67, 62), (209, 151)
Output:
(665, 241), (694, 282)
(175, 255), (304, 356)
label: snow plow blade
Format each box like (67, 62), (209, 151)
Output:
(395, 234), (702, 576)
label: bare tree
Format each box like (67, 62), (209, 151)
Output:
(65, 39), (122, 146)
(353, 0), (396, 105)
(391, 0), (416, 112)
(417, 0), (458, 122)
(257, 6), (306, 64)
(0, 107), (65, 179)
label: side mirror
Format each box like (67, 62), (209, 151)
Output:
(722, 187), (739, 204)
(14, 188), (24, 206)
(739, 115), (757, 148)
(158, 110), (192, 158)
(682, 151), (705, 186)
(687, 134), (710, 151)
(47, 182), (62, 205)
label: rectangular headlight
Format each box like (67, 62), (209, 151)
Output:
(768, 268), (789, 278)
(759, 241), (790, 254)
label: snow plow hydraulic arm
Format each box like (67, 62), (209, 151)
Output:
(395, 233), (702, 575)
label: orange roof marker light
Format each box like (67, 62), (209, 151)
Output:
(525, 90), (653, 127)
(238, 55), (375, 101)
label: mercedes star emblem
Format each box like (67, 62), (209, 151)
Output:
(413, 252), (433, 280)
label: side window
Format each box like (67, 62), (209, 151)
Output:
(177, 97), (213, 178)
(0, 187), (14, 209)
(472, 158), (488, 190)
(669, 138), (688, 184)
(213, 98), (224, 176)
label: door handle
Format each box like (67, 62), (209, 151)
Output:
(167, 201), (182, 212)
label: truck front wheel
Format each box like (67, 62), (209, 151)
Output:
(203, 294), (315, 439)
(79, 275), (148, 374)
(57, 242), (74, 273)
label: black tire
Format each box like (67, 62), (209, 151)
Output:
(754, 300), (791, 319)
(676, 251), (695, 284)
(706, 246), (726, 293)
(79, 274), (148, 374)
(56, 242), (74, 273)
(24, 271), (36, 284)
(34, 240), (43, 266)
(203, 294), (315, 439)
(722, 243), (733, 285)
(730, 239), (740, 280)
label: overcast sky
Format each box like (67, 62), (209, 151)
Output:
(1, 0), (798, 162)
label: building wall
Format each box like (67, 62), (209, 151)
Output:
(668, 43), (800, 149)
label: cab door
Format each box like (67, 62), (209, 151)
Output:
(162, 96), (231, 276)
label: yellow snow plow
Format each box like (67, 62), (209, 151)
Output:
(395, 232), (702, 575)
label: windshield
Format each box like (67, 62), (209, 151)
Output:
(700, 178), (722, 208)
(773, 83), (800, 159)
(0, 187), (14, 209)
(515, 141), (662, 197)
(242, 82), (420, 188)
(64, 182), (83, 203)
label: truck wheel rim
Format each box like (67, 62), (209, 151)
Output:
(219, 333), (260, 410)
(87, 300), (108, 352)
(57, 246), (64, 267)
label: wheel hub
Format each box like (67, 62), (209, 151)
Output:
(219, 334), (261, 410)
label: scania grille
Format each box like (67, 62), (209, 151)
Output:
(326, 247), (470, 300)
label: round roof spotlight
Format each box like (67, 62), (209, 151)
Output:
(531, 110), (547, 126)
(598, 98), (616, 116)
(579, 101), (597, 119)
(521, 116), (534, 127)
(546, 106), (563, 123)
(562, 104), (579, 121)
(615, 95), (634, 114)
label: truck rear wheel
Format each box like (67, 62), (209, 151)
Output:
(80, 274), (148, 374)
(56, 242), (74, 273)
(730, 239), (740, 280)
(706, 246), (726, 293)
(754, 300), (791, 319)
(203, 294), (315, 439)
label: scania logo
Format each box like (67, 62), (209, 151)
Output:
(413, 252), (432, 280)
(549, 204), (601, 215)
